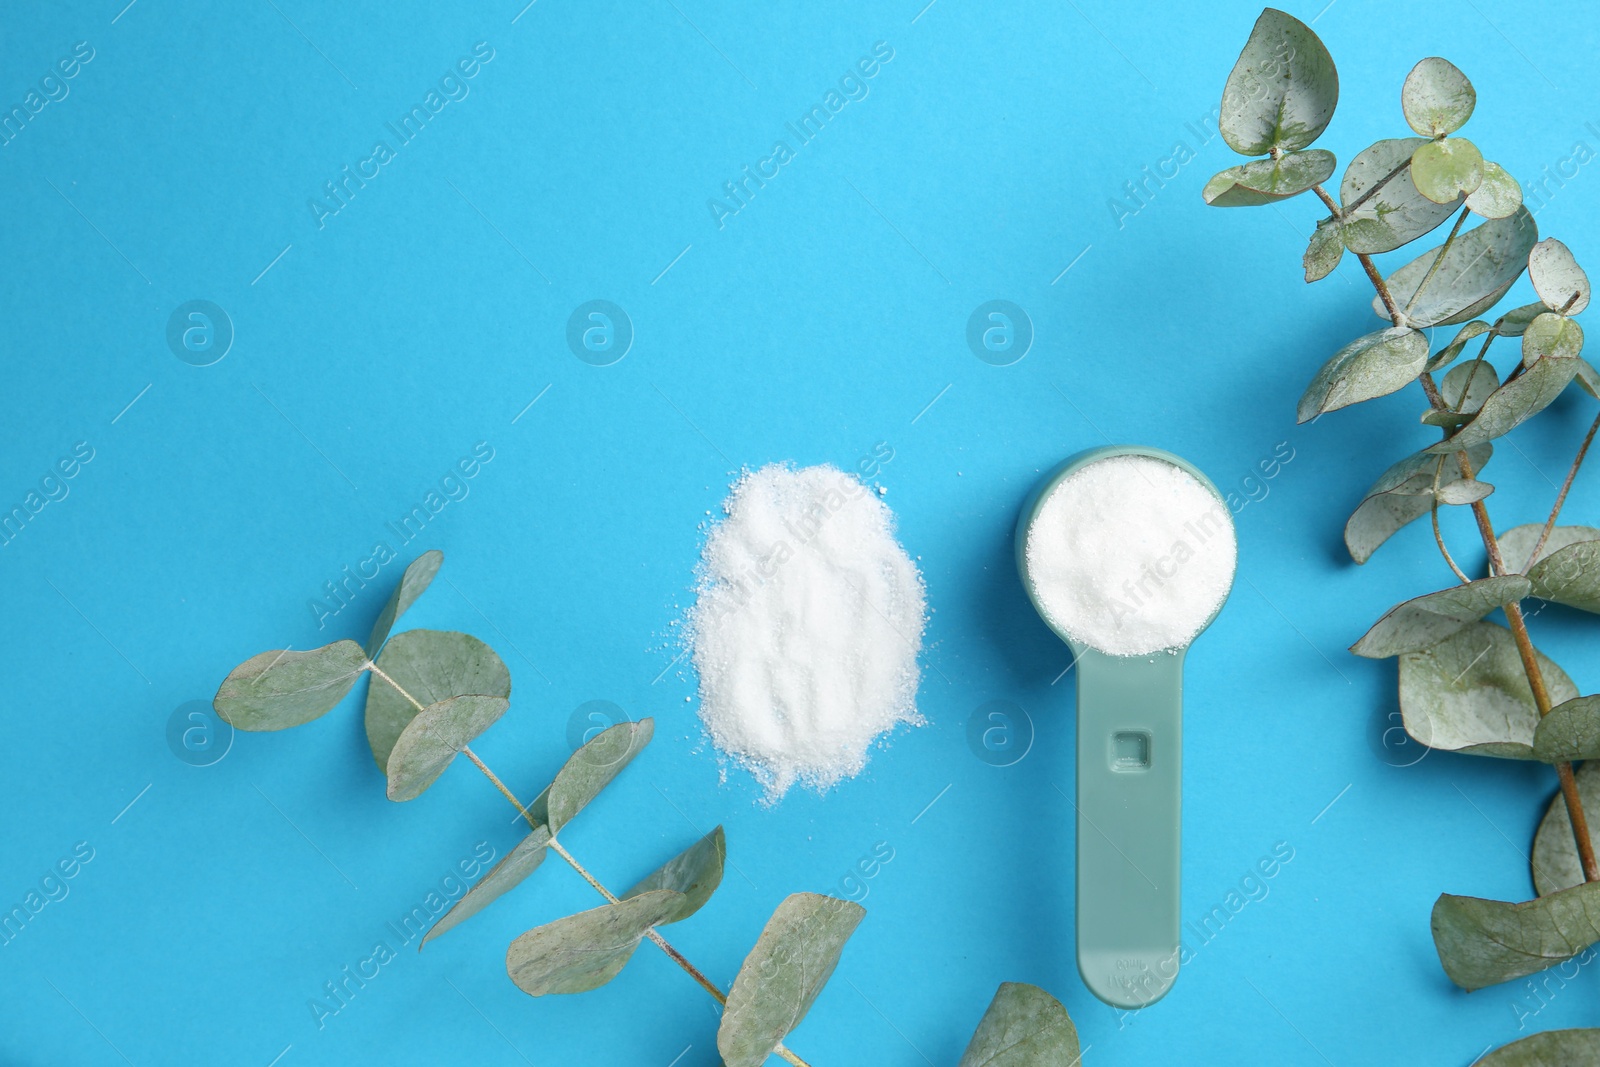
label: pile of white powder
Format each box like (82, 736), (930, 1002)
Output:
(688, 463), (927, 799)
(1025, 455), (1236, 656)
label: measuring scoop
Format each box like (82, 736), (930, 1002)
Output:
(1014, 445), (1236, 1009)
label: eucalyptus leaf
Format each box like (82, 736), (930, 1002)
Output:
(1397, 621), (1577, 759)
(1438, 359), (1498, 414)
(718, 893), (867, 1067)
(1532, 696), (1600, 765)
(386, 694), (510, 802)
(1434, 478), (1493, 504)
(364, 629), (511, 772)
(1218, 8), (1338, 157)
(1532, 760), (1600, 896)
(1304, 219), (1344, 281)
(538, 719), (655, 835)
(1523, 313), (1584, 366)
(422, 825), (553, 947)
(1432, 880), (1600, 990)
(1297, 327), (1427, 422)
(1350, 576), (1529, 659)
(366, 549), (443, 658)
(623, 826), (726, 924)
(1203, 150), (1335, 207)
(1401, 57), (1476, 137)
(957, 982), (1081, 1067)
(1344, 444), (1492, 563)
(1427, 356), (1579, 453)
(1528, 237), (1591, 315)
(1577, 358), (1600, 399)
(1495, 302), (1549, 337)
(1478, 1030), (1600, 1067)
(1497, 523), (1600, 572)
(1466, 161), (1523, 219)
(1425, 319), (1491, 372)
(1339, 137), (1459, 254)
(214, 639), (369, 731)
(1375, 208), (1538, 328)
(1410, 137), (1484, 204)
(505, 890), (683, 996)
(1528, 540), (1600, 613)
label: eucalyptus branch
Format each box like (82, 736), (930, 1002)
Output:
(463, 752), (814, 1067)
(1207, 11), (1600, 1046)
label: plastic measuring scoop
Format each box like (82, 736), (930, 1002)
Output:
(1014, 445), (1236, 1010)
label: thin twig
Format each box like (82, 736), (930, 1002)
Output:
(1429, 456), (1471, 584)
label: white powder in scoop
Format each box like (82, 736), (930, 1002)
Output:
(689, 464), (927, 799)
(1025, 455), (1236, 656)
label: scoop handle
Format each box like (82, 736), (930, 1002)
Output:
(1073, 645), (1184, 1009)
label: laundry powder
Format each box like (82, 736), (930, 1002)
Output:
(1025, 455), (1236, 656)
(689, 464), (927, 798)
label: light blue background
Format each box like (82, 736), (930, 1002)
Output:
(4, 0), (1599, 1063)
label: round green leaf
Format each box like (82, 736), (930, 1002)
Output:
(1297, 327), (1427, 422)
(366, 549), (443, 658)
(1202, 150), (1335, 207)
(1398, 621), (1578, 758)
(1422, 359), (1498, 426)
(1351, 576), (1529, 659)
(1432, 881), (1600, 991)
(1479, 1030), (1600, 1066)
(1465, 161), (1522, 219)
(1532, 696), (1600, 765)
(1434, 478), (1493, 505)
(1533, 760), (1600, 896)
(423, 825), (552, 948)
(214, 639), (368, 731)
(386, 694), (509, 801)
(1376, 208), (1538, 328)
(1428, 354), (1581, 453)
(537, 719), (655, 834)
(1410, 137), (1484, 204)
(1304, 219), (1344, 281)
(718, 893), (866, 1067)
(1339, 137), (1459, 254)
(1218, 8), (1338, 156)
(623, 826), (726, 925)
(1497, 523), (1600, 572)
(1529, 540), (1600, 613)
(1344, 444), (1492, 563)
(505, 890), (683, 996)
(364, 629), (510, 772)
(1528, 237), (1592, 315)
(958, 983), (1082, 1067)
(1577, 358), (1600, 398)
(1523, 312), (1584, 366)
(1401, 57), (1476, 137)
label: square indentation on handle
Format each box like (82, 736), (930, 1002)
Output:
(1111, 730), (1151, 772)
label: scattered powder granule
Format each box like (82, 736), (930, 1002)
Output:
(688, 463), (927, 799)
(1025, 455), (1236, 656)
